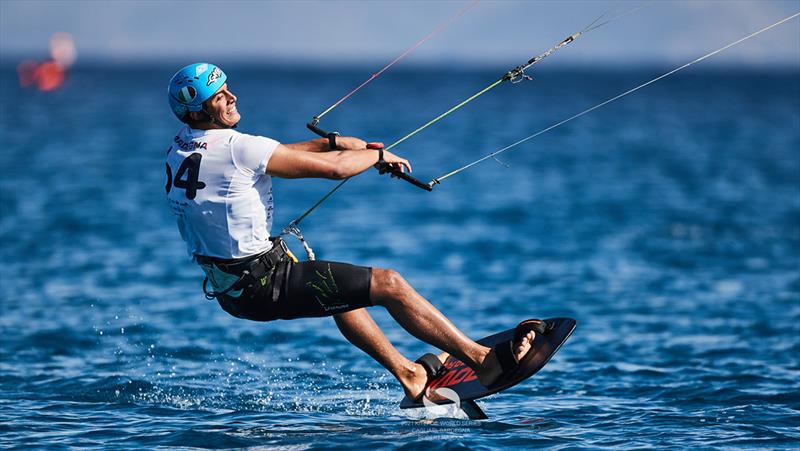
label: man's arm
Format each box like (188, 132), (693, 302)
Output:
(282, 138), (329, 152)
(283, 137), (381, 152)
(267, 144), (411, 180)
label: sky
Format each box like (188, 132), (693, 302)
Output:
(1, 0), (798, 67)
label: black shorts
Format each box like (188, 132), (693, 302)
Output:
(214, 259), (373, 322)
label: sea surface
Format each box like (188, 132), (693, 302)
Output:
(1, 63), (798, 449)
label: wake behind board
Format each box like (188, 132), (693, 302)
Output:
(400, 317), (576, 420)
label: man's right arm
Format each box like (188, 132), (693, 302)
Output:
(282, 138), (330, 153)
(266, 144), (411, 180)
(283, 136), (382, 153)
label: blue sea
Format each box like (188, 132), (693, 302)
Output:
(1, 63), (798, 449)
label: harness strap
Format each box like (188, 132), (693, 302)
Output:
(271, 260), (289, 303)
(198, 237), (291, 300)
(203, 271), (248, 300)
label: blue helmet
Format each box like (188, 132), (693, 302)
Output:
(168, 63), (227, 121)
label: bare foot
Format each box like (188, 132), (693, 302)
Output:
(399, 353), (447, 400)
(400, 364), (427, 400)
(476, 330), (535, 387)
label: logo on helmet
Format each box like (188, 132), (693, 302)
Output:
(195, 64), (208, 77)
(177, 86), (197, 103)
(207, 67), (222, 86)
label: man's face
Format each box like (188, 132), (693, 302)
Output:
(204, 83), (240, 127)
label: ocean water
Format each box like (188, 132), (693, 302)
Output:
(1, 64), (798, 449)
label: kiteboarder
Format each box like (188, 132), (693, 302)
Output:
(165, 63), (537, 401)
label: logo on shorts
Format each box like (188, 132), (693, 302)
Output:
(177, 86), (197, 103)
(307, 264), (350, 312)
(207, 67), (222, 86)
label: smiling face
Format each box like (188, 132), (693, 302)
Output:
(191, 82), (239, 128)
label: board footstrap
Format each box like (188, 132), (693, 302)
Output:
(416, 353), (445, 378)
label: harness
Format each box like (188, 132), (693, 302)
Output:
(196, 237), (294, 302)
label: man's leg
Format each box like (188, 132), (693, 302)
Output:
(368, 268), (534, 387)
(333, 308), (429, 399)
(283, 261), (533, 393)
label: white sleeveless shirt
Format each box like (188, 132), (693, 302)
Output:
(166, 126), (279, 260)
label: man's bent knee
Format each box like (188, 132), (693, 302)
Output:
(370, 268), (407, 305)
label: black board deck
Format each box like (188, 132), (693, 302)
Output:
(400, 317), (576, 416)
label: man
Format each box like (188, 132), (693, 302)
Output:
(165, 63), (537, 401)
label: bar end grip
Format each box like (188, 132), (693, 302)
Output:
(388, 169), (433, 191)
(306, 122), (339, 150)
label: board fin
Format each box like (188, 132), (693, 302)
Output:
(459, 400), (488, 420)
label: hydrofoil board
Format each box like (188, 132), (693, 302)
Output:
(399, 317), (576, 420)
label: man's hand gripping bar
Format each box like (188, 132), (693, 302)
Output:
(306, 119), (433, 191)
